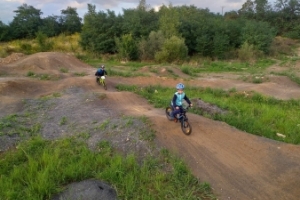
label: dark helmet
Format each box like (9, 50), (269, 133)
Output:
(176, 83), (185, 90)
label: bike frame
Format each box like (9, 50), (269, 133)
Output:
(166, 103), (192, 135)
(96, 76), (107, 90)
(99, 76), (105, 85)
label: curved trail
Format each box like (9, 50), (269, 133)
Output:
(99, 78), (300, 200)
(1, 52), (300, 200)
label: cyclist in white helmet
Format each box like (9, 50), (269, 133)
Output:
(171, 83), (192, 121)
(95, 65), (107, 83)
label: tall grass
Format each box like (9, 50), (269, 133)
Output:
(179, 59), (276, 76)
(0, 33), (83, 57)
(116, 84), (300, 144)
(0, 137), (215, 199)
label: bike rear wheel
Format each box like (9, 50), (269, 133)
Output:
(165, 107), (173, 121)
(181, 120), (192, 135)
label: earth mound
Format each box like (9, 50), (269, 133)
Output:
(0, 52), (92, 76)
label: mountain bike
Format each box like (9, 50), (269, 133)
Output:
(165, 103), (192, 135)
(96, 76), (107, 90)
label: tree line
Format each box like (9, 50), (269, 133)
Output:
(0, 0), (299, 62)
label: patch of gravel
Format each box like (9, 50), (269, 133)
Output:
(0, 86), (160, 161)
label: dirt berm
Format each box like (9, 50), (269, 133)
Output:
(1, 52), (300, 200)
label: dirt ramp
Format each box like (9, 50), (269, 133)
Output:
(0, 79), (51, 97)
(150, 113), (300, 200)
(0, 75), (99, 97)
(0, 52), (92, 76)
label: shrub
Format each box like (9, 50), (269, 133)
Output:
(241, 20), (277, 54)
(116, 34), (138, 61)
(138, 31), (165, 61)
(20, 42), (32, 54)
(36, 31), (53, 52)
(155, 36), (188, 63)
(238, 42), (255, 61)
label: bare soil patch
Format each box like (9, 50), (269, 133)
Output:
(1, 52), (300, 200)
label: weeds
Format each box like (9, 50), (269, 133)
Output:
(0, 33), (83, 56)
(100, 119), (110, 130)
(0, 113), (41, 137)
(60, 68), (69, 73)
(73, 72), (87, 76)
(0, 137), (215, 199)
(272, 71), (300, 85)
(116, 84), (300, 144)
(59, 117), (67, 126)
(26, 71), (35, 77)
(26, 72), (60, 81)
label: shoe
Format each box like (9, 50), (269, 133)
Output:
(174, 118), (178, 123)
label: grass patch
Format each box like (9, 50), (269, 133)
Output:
(0, 33), (84, 56)
(116, 84), (300, 144)
(60, 68), (69, 73)
(180, 59), (276, 76)
(0, 113), (41, 137)
(73, 72), (87, 77)
(59, 117), (67, 126)
(26, 71), (35, 77)
(86, 58), (154, 69)
(0, 137), (215, 199)
(26, 72), (60, 81)
(272, 70), (300, 86)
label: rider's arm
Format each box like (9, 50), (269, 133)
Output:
(184, 95), (192, 106)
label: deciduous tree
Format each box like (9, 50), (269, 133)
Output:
(60, 7), (82, 35)
(9, 4), (42, 39)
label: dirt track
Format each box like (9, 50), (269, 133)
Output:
(1, 52), (300, 200)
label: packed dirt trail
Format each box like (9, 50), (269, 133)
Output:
(104, 83), (300, 200)
(1, 52), (300, 200)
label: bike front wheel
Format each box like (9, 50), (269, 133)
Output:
(181, 120), (192, 135)
(103, 81), (107, 90)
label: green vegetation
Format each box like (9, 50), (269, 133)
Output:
(59, 117), (67, 125)
(0, 136), (215, 199)
(0, 113), (41, 137)
(0, 96), (215, 199)
(1, 2), (300, 198)
(26, 71), (35, 77)
(73, 72), (87, 77)
(60, 68), (69, 73)
(0, 34), (83, 58)
(2, 1), (300, 62)
(116, 84), (300, 144)
(181, 59), (276, 75)
(26, 71), (60, 80)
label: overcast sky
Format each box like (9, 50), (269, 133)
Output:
(0, 0), (276, 24)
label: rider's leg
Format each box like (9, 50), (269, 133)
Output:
(173, 106), (184, 118)
(172, 106), (181, 119)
